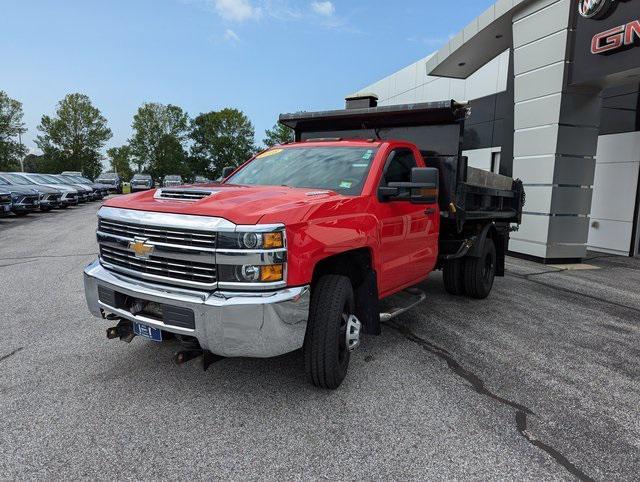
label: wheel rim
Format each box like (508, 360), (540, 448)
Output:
(338, 309), (361, 368)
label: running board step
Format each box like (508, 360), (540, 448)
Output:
(379, 287), (426, 322)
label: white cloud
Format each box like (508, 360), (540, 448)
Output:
(310, 1), (334, 16)
(224, 28), (241, 42)
(214, 0), (261, 21)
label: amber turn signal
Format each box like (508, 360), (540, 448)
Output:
(260, 264), (284, 282)
(263, 232), (284, 249)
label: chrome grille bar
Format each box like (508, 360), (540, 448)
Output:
(98, 219), (216, 249)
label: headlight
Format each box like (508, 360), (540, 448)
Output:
(217, 230), (284, 249)
(218, 264), (284, 283)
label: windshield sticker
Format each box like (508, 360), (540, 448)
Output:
(362, 150), (373, 160)
(352, 163), (369, 168)
(339, 180), (353, 189)
(256, 148), (283, 159)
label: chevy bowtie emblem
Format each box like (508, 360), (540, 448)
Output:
(129, 237), (154, 258)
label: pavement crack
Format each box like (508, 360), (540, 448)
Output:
(0, 347), (24, 363)
(516, 411), (595, 482)
(0, 259), (38, 269)
(384, 320), (533, 414)
(384, 320), (595, 481)
(506, 272), (640, 315)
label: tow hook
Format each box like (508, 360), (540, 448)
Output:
(106, 319), (135, 343)
(174, 349), (225, 371)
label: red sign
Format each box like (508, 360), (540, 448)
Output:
(591, 19), (640, 54)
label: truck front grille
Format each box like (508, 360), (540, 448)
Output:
(98, 219), (216, 249)
(99, 245), (217, 286)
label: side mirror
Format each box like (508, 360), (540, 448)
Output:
(221, 166), (235, 179)
(380, 167), (439, 204)
(408, 167), (439, 204)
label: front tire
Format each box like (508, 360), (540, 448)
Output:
(464, 238), (497, 299)
(304, 275), (355, 389)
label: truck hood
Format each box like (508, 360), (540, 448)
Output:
(103, 184), (343, 224)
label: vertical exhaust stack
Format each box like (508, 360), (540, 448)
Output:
(345, 93), (378, 110)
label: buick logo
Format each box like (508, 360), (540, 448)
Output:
(578, 0), (617, 19)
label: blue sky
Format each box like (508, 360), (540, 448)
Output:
(1, 0), (494, 155)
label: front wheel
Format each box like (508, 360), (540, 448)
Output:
(464, 238), (497, 299)
(304, 274), (359, 389)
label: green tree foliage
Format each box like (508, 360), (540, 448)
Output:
(0, 90), (27, 171)
(35, 93), (112, 179)
(129, 103), (189, 173)
(263, 122), (293, 148)
(149, 134), (188, 180)
(106, 145), (134, 180)
(189, 108), (256, 179)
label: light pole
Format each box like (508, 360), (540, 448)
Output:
(18, 131), (24, 172)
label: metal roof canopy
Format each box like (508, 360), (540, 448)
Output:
(279, 100), (469, 133)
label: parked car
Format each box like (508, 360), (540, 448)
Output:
(130, 173), (154, 192)
(0, 189), (12, 216)
(10, 172), (79, 208)
(59, 174), (104, 200)
(0, 176), (39, 216)
(95, 172), (123, 194)
(50, 175), (92, 203)
(163, 175), (183, 187)
(194, 176), (211, 184)
(83, 101), (524, 389)
(0, 173), (62, 211)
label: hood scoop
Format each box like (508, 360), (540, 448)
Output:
(154, 188), (219, 202)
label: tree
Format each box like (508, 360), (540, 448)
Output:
(106, 145), (134, 180)
(129, 103), (189, 172)
(35, 93), (112, 179)
(189, 108), (256, 179)
(0, 91), (27, 171)
(263, 122), (293, 148)
(149, 134), (188, 180)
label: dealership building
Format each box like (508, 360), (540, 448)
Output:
(348, 0), (640, 262)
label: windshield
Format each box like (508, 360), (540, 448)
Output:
(25, 174), (49, 184)
(2, 173), (36, 185)
(40, 174), (64, 184)
(165, 176), (181, 181)
(0, 177), (8, 186)
(63, 175), (87, 184)
(132, 175), (150, 180)
(98, 173), (117, 179)
(227, 146), (376, 196)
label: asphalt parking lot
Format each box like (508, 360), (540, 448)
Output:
(1, 202), (639, 480)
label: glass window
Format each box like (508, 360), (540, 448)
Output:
(227, 146), (377, 196)
(1, 173), (36, 185)
(382, 149), (417, 185)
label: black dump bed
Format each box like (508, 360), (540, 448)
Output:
(279, 101), (524, 233)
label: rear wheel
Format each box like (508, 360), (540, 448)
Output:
(443, 259), (465, 295)
(304, 274), (357, 389)
(464, 238), (496, 299)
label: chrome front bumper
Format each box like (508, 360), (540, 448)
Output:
(83, 260), (310, 358)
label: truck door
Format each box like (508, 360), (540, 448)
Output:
(376, 148), (437, 295)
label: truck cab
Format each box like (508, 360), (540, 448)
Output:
(83, 101), (523, 389)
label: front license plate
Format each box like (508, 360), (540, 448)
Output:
(133, 322), (163, 342)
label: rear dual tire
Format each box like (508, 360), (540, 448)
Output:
(443, 238), (496, 300)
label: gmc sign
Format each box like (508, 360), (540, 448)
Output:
(591, 19), (640, 54)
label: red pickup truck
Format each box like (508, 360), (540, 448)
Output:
(84, 101), (523, 389)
